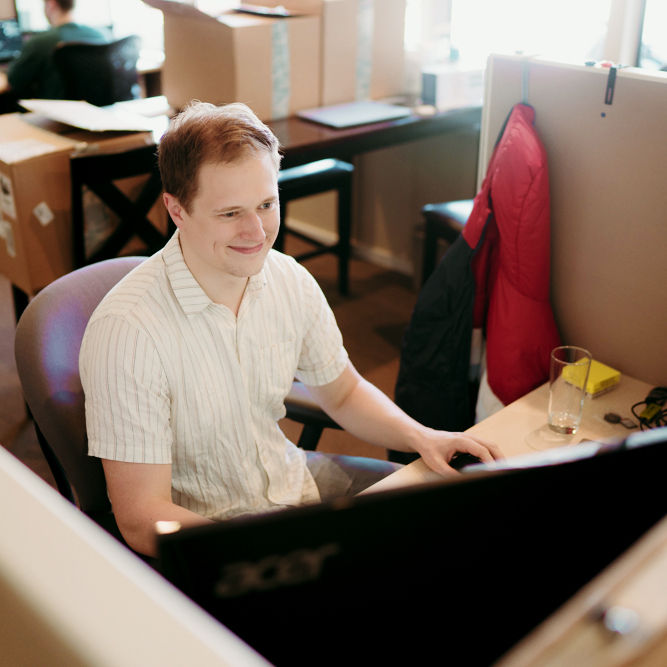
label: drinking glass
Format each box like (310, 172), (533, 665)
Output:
(547, 345), (592, 435)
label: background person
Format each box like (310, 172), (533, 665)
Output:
(0, 0), (109, 99)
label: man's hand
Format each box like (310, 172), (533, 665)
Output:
(305, 362), (503, 476)
(409, 428), (503, 476)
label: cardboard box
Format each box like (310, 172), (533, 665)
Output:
(254, 0), (407, 106)
(0, 113), (153, 295)
(143, 0), (321, 120)
(421, 63), (484, 110)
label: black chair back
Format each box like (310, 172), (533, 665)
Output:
(53, 35), (141, 106)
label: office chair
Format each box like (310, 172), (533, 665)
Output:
(70, 143), (172, 268)
(276, 159), (354, 295)
(14, 257), (338, 540)
(53, 34), (142, 107)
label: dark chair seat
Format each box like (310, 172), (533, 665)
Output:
(53, 35), (142, 106)
(276, 158), (354, 295)
(421, 198), (474, 284)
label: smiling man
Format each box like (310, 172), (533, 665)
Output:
(79, 102), (500, 557)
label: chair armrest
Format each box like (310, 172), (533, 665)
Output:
(285, 381), (340, 430)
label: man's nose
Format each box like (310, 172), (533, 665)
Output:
(240, 211), (266, 239)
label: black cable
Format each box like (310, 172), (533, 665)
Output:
(631, 386), (667, 430)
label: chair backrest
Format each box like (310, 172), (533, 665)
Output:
(70, 143), (172, 268)
(53, 35), (141, 106)
(14, 257), (145, 518)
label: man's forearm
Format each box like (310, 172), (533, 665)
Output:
(316, 368), (425, 455)
(117, 498), (214, 558)
(101, 458), (214, 558)
(307, 363), (503, 475)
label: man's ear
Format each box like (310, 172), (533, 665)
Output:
(163, 193), (186, 229)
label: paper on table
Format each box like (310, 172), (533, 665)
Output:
(18, 99), (156, 132)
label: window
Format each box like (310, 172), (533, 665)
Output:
(15, 0), (163, 52)
(406, 0), (657, 70)
(638, 0), (667, 69)
(106, 0), (164, 53)
(448, 0), (613, 67)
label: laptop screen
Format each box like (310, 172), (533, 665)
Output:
(157, 427), (667, 666)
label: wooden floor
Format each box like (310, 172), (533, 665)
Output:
(0, 243), (419, 492)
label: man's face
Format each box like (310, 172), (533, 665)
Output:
(168, 151), (280, 287)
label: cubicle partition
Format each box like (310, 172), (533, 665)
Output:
(479, 56), (667, 387)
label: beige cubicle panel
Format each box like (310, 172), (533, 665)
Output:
(478, 55), (667, 387)
(0, 446), (269, 667)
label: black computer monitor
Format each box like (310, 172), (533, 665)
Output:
(157, 427), (667, 666)
(0, 18), (20, 61)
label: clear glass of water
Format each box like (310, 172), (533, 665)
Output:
(547, 345), (592, 435)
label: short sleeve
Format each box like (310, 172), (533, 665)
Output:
(293, 266), (348, 387)
(80, 316), (173, 464)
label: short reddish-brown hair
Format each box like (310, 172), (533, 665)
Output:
(158, 101), (281, 213)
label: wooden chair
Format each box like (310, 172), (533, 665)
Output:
(421, 198), (473, 284)
(276, 158), (354, 295)
(70, 143), (172, 268)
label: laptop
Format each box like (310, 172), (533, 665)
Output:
(157, 427), (667, 666)
(297, 100), (412, 129)
(0, 19), (21, 62)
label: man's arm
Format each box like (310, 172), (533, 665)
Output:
(306, 361), (502, 475)
(0, 71), (9, 93)
(102, 459), (212, 558)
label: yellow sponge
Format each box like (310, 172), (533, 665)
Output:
(563, 359), (621, 397)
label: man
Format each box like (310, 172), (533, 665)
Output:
(80, 102), (501, 558)
(0, 0), (108, 99)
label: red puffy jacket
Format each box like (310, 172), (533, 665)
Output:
(464, 103), (561, 404)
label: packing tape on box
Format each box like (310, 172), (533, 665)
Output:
(356, 0), (374, 100)
(1, 172), (17, 220)
(271, 21), (290, 119)
(0, 218), (16, 258)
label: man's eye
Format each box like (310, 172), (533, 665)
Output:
(222, 210), (238, 218)
(260, 201), (275, 210)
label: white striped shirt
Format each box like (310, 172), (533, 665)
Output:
(80, 232), (348, 519)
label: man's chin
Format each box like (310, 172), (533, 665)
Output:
(228, 250), (269, 277)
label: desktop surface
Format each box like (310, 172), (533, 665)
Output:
(157, 428), (667, 666)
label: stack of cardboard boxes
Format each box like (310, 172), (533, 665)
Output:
(0, 1), (407, 297)
(145, 0), (406, 119)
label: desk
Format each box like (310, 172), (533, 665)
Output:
(268, 104), (481, 168)
(116, 97), (481, 167)
(365, 374), (655, 494)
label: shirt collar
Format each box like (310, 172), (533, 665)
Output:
(162, 231), (268, 316)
